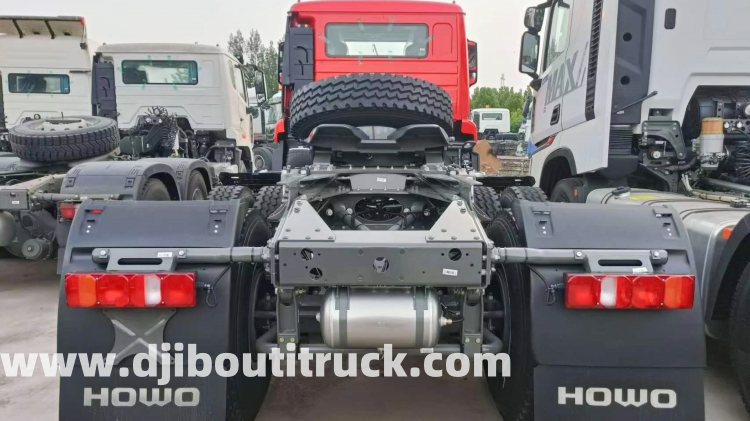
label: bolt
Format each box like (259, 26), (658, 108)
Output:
(178, 250), (186, 257)
(279, 337), (285, 343)
(464, 338), (470, 344)
(575, 251), (583, 258)
(441, 228), (447, 233)
(99, 250), (107, 257)
(475, 338), (481, 344)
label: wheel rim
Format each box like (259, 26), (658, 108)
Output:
(254, 154), (266, 171)
(40, 118), (89, 132)
(191, 188), (206, 200)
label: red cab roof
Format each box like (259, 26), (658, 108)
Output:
(290, 0), (465, 15)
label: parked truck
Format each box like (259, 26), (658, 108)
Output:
(519, 0), (750, 411)
(472, 107), (511, 139)
(0, 42), (267, 260)
(57, 1), (704, 420)
(0, 15), (94, 151)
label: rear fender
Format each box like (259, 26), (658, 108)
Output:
(510, 201), (704, 420)
(58, 199), (263, 419)
(61, 158), (210, 200)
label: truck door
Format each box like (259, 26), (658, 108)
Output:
(531, 0), (574, 142)
(229, 62), (252, 148)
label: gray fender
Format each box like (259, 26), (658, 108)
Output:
(509, 200), (704, 419)
(61, 158), (211, 200)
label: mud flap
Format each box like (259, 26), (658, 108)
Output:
(58, 199), (266, 420)
(510, 201), (706, 420)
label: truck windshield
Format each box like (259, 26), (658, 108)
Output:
(325, 23), (429, 58)
(121, 60), (198, 85)
(8, 74), (70, 94)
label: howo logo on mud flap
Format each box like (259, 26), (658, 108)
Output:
(83, 387), (200, 407)
(543, 42), (589, 106)
(558, 387), (677, 409)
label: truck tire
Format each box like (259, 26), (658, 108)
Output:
(139, 178), (171, 200)
(485, 211), (533, 421)
(550, 178), (586, 203)
(253, 147), (273, 171)
(500, 186), (548, 208)
(186, 171), (208, 200)
(473, 186), (502, 222)
(286, 147), (313, 168)
(730, 262), (750, 413)
(289, 73), (453, 139)
(229, 208), (272, 418)
(255, 185), (284, 219)
(8, 116), (119, 163)
(208, 185), (254, 202)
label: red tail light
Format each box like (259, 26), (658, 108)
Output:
(65, 273), (196, 308)
(565, 274), (694, 310)
(59, 202), (79, 220)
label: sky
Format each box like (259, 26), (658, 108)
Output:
(3, 0), (536, 90)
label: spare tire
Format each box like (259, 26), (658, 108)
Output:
(8, 116), (119, 162)
(289, 73), (453, 139)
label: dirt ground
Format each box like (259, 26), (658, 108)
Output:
(0, 256), (746, 420)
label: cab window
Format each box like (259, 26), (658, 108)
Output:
(325, 23), (429, 58)
(543, 1), (573, 70)
(8, 74), (70, 94)
(122, 60), (198, 85)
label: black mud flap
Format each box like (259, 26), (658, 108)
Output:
(511, 201), (706, 420)
(58, 199), (265, 420)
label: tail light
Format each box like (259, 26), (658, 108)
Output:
(565, 274), (694, 310)
(58, 202), (79, 220)
(65, 273), (196, 308)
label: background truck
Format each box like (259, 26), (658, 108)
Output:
(271, 0), (480, 168)
(518, 0), (750, 410)
(472, 107), (511, 139)
(0, 42), (267, 261)
(93, 43), (266, 171)
(251, 91), (282, 171)
(0, 16), (94, 150)
(58, 2), (704, 420)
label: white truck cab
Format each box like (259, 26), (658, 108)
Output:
(94, 43), (259, 162)
(471, 108), (511, 139)
(0, 16), (93, 129)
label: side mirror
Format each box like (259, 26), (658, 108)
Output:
(467, 40), (478, 86)
(524, 7), (545, 32)
(249, 65), (268, 106)
(247, 106), (260, 118)
(519, 32), (540, 79)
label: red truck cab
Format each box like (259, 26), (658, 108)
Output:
(277, 0), (478, 141)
